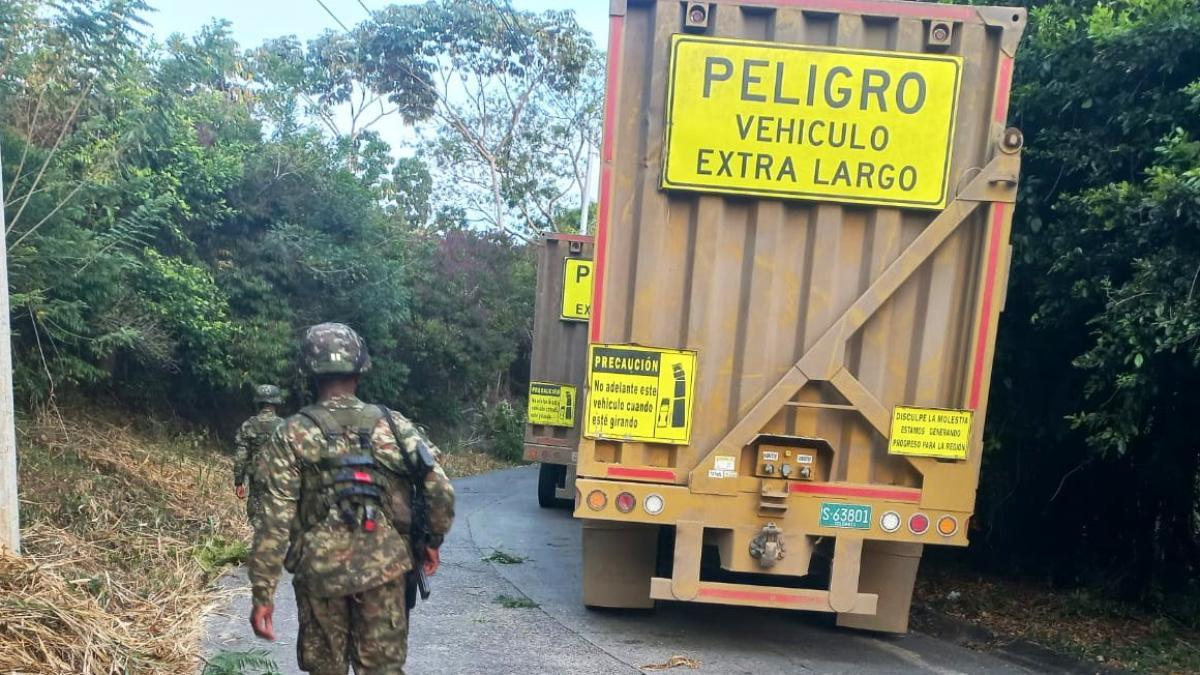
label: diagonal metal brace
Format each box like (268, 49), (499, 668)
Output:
(689, 152), (1016, 494)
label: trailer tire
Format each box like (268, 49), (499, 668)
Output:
(537, 463), (565, 509)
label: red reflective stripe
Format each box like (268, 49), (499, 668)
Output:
(591, 165), (612, 344)
(790, 482), (921, 503)
(698, 586), (825, 606)
(607, 466), (675, 481)
(969, 203), (1007, 409)
(591, 14), (624, 344)
(993, 56), (1015, 124)
(731, 0), (975, 21)
(354, 471), (372, 483)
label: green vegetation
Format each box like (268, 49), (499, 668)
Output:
(482, 548), (528, 565)
(194, 536), (250, 573)
(0, 0), (599, 449)
(201, 650), (283, 675)
(475, 399), (527, 463)
(493, 593), (539, 609)
(979, 0), (1200, 608)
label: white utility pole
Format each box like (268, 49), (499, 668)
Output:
(578, 149), (595, 236)
(0, 146), (19, 555)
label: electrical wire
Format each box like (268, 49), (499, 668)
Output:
(313, 0), (351, 32)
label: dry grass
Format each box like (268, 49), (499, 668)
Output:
(2, 411), (248, 674)
(1, 409), (513, 673)
(438, 449), (516, 478)
(916, 567), (1200, 673)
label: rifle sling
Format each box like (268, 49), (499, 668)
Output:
(379, 405), (429, 542)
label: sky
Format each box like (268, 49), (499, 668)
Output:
(146, 0), (609, 50)
(144, 0), (608, 195)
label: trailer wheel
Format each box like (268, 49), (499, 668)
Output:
(537, 463), (565, 508)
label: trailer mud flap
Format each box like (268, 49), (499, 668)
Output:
(581, 520), (657, 609)
(836, 541), (923, 633)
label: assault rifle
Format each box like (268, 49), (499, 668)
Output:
(381, 406), (435, 610)
(406, 439), (434, 608)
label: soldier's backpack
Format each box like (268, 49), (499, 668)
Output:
(281, 403), (435, 599)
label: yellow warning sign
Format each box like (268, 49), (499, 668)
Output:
(662, 35), (962, 209)
(585, 344), (697, 445)
(888, 406), (974, 460)
(527, 381), (577, 428)
(561, 259), (593, 321)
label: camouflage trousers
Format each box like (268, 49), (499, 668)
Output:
(294, 576), (409, 675)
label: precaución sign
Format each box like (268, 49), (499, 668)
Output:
(662, 35), (962, 209)
(887, 406), (974, 460)
(561, 258), (593, 321)
(585, 344), (697, 445)
(527, 381), (577, 428)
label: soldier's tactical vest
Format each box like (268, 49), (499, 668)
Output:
(286, 404), (415, 596)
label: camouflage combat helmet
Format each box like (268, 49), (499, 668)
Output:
(253, 384), (284, 405)
(300, 322), (371, 376)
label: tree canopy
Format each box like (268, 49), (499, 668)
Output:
(0, 0), (594, 434)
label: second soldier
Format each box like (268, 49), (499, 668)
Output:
(233, 384), (285, 530)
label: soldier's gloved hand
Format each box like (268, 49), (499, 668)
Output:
(251, 604), (275, 641)
(423, 547), (440, 577)
(235, 485), (247, 500)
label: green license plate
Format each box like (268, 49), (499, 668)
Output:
(819, 502), (873, 530)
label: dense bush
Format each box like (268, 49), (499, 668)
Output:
(977, 0), (1200, 603)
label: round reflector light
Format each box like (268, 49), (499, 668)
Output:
(615, 492), (637, 513)
(880, 511), (902, 533)
(937, 515), (958, 537)
(586, 489), (607, 511)
(644, 493), (665, 515)
(909, 513), (930, 535)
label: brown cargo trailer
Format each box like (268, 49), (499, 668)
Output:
(524, 233), (594, 507)
(575, 0), (1026, 632)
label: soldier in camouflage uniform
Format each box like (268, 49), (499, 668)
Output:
(248, 323), (455, 675)
(233, 384), (285, 530)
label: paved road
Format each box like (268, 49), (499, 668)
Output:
(202, 466), (1044, 674)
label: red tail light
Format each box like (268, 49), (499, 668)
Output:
(615, 491), (636, 513)
(908, 513), (930, 535)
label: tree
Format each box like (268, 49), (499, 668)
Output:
(247, 25), (436, 172)
(364, 0), (596, 237)
(0, 1), (549, 440)
(978, 0), (1200, 601)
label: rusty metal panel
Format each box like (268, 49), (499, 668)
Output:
(524, 234), (594, 463)
(582, 0), (1025, 519)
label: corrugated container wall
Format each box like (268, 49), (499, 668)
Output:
(583, 0), (1025, 514)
